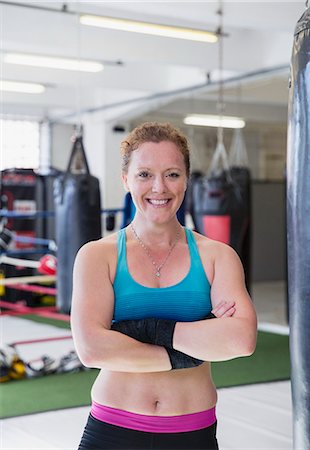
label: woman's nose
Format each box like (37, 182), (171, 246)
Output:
(151, 175), (166, 193)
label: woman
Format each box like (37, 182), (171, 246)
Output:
(71, 122), (257, 450)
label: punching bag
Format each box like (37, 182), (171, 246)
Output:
(192, 141), (251, 289)
(230, 166), (251, 289)
(287, 6), (310, 448)
(54, 135), (102, 314)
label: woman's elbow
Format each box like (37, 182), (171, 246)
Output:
(240, 337), (256, 357)
(232, 328), (257, 357)
(72, 325), (111, 368)
(74, 336), (107, 368)
(78, 349), (95, 368)
(235, 315), (257, 357)
(73, 342), (95, 368)
(78, 346), (112, 369)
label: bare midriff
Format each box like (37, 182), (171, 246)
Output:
(91, 362), (217, 416)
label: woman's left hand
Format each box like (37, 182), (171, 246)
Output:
(211, 300), (236, 318)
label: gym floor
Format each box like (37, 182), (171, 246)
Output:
(1, 281), (291, 450)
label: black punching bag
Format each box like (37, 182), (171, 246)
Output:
(287, 6), (310, 448)
(192, 168), (251, 289)
(54, 135), (102, 314)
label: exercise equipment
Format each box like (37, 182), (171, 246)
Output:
(0, 345), (26, 382)
(0, 168), (37, 248)
(0, 299), (69, 323)
(54, 134), (102, 314)
(0, 275), (55, 286)
(6, 283), (56, 296)
(191, 137), (251, 289)
(37, 254), (57, 275)
(0, 254), (40, 269)
(0, 227), (13, 251)
(35, 168), (62, 242)
(0, 250), (57, 308)
(4, 334), (86, 380)
(287, 6), (310, 448)
(0, 254), (56, 274)
(185, 171), (204, 231)
(0, 169), (40, 303)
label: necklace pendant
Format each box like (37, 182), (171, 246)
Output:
(156, 271), (161, 277)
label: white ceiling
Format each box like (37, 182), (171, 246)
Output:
(0, 1), (307, 124)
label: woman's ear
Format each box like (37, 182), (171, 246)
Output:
(122, 172), (129, 192)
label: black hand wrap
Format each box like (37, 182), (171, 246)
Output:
(166, 348), (204, 369)
(111, 318), (207, 370)
(111, 319), (151, 343)
(146, 319), (176, 348)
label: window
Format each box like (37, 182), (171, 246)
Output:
(0, 118), (40, 170)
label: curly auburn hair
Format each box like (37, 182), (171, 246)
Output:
(120, 122), (190, 177)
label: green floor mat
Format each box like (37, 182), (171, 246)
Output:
(0, 315), (290, 418)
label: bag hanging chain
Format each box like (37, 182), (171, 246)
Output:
(130, 223), (182, 277)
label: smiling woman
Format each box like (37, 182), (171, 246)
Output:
(71, 121), (257, 450)
(121, 140), (187, 230)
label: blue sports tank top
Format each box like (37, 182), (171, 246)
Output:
(113, 228), (212, 322)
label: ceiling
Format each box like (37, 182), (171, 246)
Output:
(0, 1), (307, 125)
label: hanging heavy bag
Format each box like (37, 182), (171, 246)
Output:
(192, 169), (234, 244)
(36, 167), (63, 242)
(287, 7), (310, 448)
(192, 139), (251, 289)
(192, 141), (234, 245)
(229, 166), (251, 289)
(54, 135), (102, 314)
(228, 130), (251, 290)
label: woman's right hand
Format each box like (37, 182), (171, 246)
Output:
(211, 300), (236, 318)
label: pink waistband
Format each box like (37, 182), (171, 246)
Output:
(91, 401), (216, 433)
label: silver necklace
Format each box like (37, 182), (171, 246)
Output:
(130, 223), (182, 277)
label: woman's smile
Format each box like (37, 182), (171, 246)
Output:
(146, 198), (171, 207)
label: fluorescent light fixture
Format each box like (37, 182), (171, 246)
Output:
(184, 114), (246, 129)
(80, 14), (218, 43)
(4, 53), (104, 73)
(0, 80), (45, 94)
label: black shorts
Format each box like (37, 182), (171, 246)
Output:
(78, 414), (219, 450)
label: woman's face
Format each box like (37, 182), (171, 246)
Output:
(122, 140), (188, 225)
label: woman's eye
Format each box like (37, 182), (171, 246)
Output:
(138, 171), (150, 178)
(167, 172), (180, 178)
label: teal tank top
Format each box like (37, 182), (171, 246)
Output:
(113, 228), (212, 322)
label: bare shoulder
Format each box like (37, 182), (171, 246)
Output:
(76, 232), (118, 260)
(74, 232), (119, 280)
(191, 230), (244, 285)
(192, 230), (237, 259)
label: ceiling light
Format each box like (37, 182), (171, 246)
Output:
(0, 80), (45, 94)
(184, 114), (245, 129)
(4, 53), (104, 72)
(80, 15), (218, 43)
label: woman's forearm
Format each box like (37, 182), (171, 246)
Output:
(173, 317), (257, 362)
(75, 327), (171, 373)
